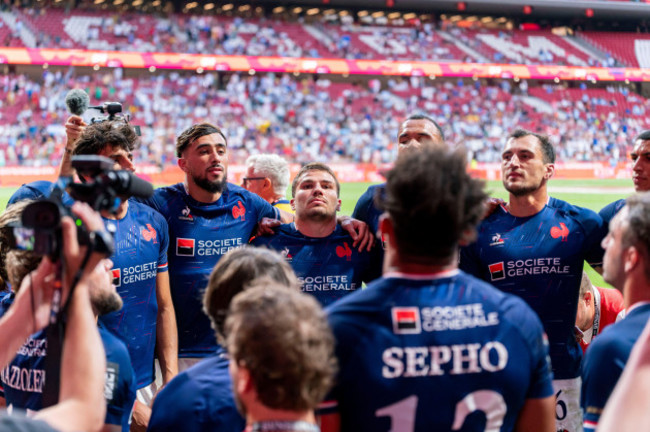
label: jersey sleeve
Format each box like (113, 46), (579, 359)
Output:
(148, 376), (201, 432)
(351, 186), (374, 223)
(578, 209), (607, 269)
(598, 199), (626, 227)
(104, 339), (137, 431)
(251, 193), (281, 222)
(134, 190), (164, 214)
(581, 335), (626, 430)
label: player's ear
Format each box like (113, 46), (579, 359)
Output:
(290, 198), (296, 211)
(544, 163), (555, 180)
(584, 291), (593, 306)
(178, 157), (189, 173)
(624, 245), (640, 273)
(336, 199), (341, 212)
(379, 213), (395, 248)
(232, 361), (253, 395)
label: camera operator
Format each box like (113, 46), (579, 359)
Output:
(60, 120), (178, 431)
(0, 202), (113, 432)
(0, 200), (136, 432)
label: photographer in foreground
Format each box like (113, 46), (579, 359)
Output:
(0, 202), (111, 432)
(0, 199), (136, 431)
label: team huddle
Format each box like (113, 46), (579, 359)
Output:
(0, 112), (648, 432)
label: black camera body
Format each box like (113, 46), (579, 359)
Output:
(90, 101), (123, 123)
(89, 102), (141, 136)
(11, 155), (153, 259)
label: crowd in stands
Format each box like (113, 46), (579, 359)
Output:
(3, 2), (649, 67)
(0, 67), (647, 168)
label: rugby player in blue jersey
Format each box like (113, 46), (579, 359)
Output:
(352, 113), (445, 238)
(242, 154), (293, 213)
(148, 247), (299, 432)
(460, 129), (606, 432)
(0, 200), (136, 432)
(581, 193), (650, 431)
(226, 285), (336, 432)
(139, 123), (371, 371)
(252, 163), (381, 306)
(322, 146), (555, 432)
(599, 130), (650, 225)
(63, 121), (178, 431)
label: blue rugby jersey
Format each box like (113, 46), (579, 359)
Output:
(0, 295), (136, 430)
(0, 293), (47, 412)
(351, 183), (385, 269)
(460, 198), (606, 379)
(598, 198), (626, 227)
(99, 200), (169, 388)
(581, 303), (650, 431)
(99, 327), (137, 432)
(7, 180), (75, 207)
(351, 183), (385, 237)
(147, 346), (244, 432)
(138, 183), (279, 358)
(251, 224), (381, 306)
(324, 270), (553, 431)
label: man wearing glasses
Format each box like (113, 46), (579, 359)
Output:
(242, 154), (293, 213)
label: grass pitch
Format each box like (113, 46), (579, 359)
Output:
(1, 178), (631, 287)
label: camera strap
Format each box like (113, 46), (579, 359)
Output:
(41, 263), (64, 408)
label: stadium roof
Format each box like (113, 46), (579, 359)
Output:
(183, 0), (650, 20)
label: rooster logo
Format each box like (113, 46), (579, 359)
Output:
(232, 201), (246, 220)
(550, 223), (569, 242)
(336, 242), (352, 261)
(141, 224), (157, 243)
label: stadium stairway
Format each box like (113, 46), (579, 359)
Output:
(438, 30), (489, 63)
(520, 95), (565, 119)
(0, 10), (36, 48)
(563, 35), (609, 66)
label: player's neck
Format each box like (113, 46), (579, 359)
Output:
(186, 181), (223, 203)
(507, 189), (548, 217)
(385, 248), (458, 275)
(294, 217), (337, 238)
(102, 200), (129, 220)
(623, 277), (650, 310)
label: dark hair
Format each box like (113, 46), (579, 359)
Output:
(0, 201), (41, 292)
(635, 130), (650, 142)
(379, 147), (487, 264)
(507, 128), (555, 164)
(405, 113), (445, 142)
(203, 246), (299, 343)
(73, 121), (138, 156)
(621, 193), (650, 280)
(226, 285), (337, 412)
(291, 162), (340, 198)
(176, 123), (227, 158)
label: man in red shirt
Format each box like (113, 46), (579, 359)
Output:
(575, 272), (625, 353)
